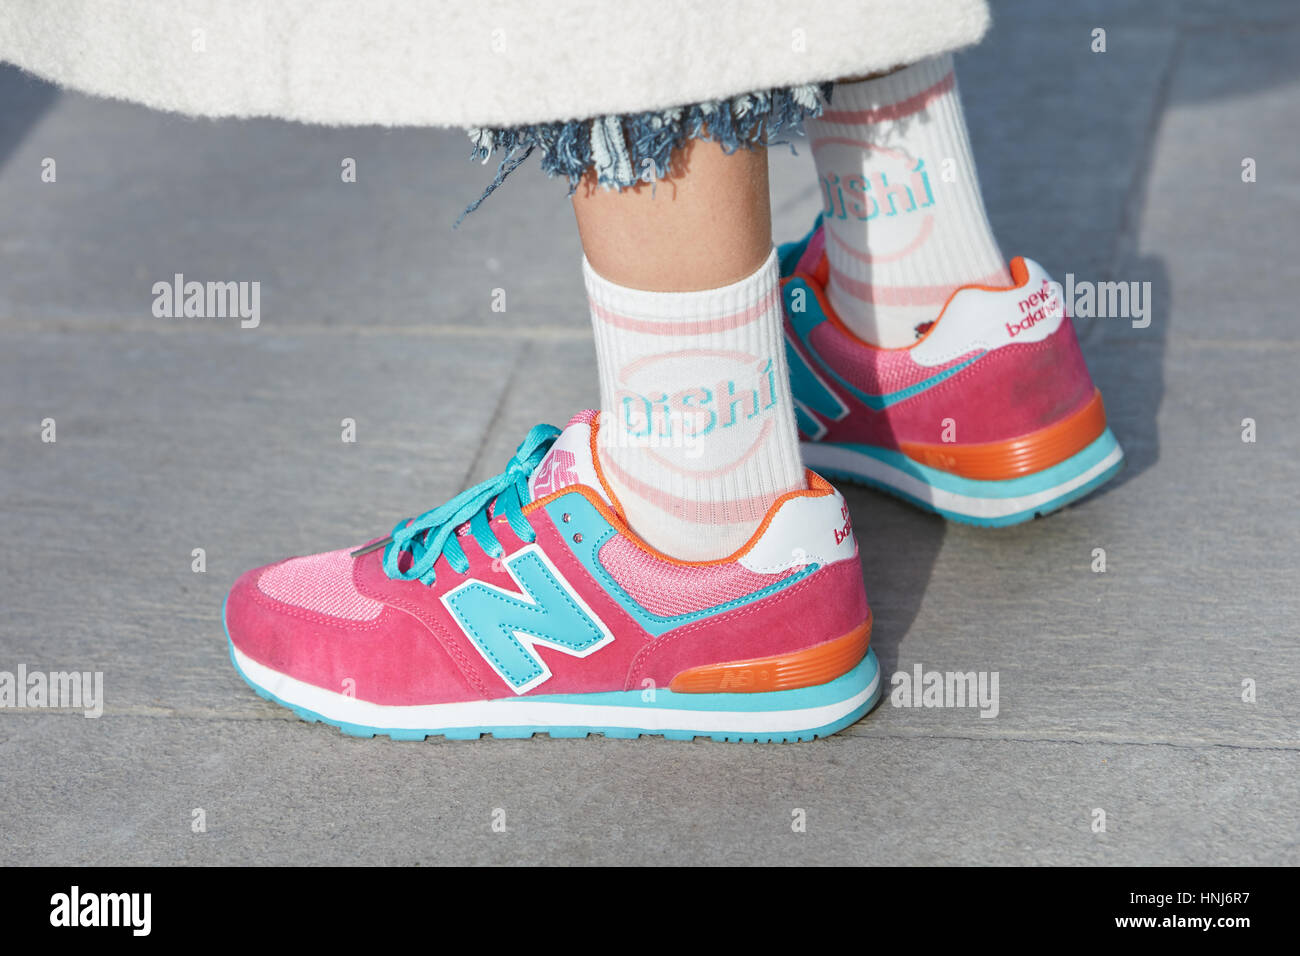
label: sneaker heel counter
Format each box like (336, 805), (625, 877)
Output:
(738, 478), (858, 574)
(915, 259), (1098, 440)
(999, 259), (1098, 422)
(1004, 316), (1099, 430)
(633, 557), (871, 695)
(668, 612), (873, 693)
(630, 487), (871, 693)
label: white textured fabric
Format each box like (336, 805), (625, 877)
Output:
(806, 55), (1009, 347)
(586, 250), (805, 561)
(0, 0), (990, 128)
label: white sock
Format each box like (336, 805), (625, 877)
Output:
(805, 54), (1010, 348)
(585, 249), (806, 561)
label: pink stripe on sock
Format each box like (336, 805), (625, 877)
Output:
(601, 452), (777, 525)
(820, 71), (955, 126)
(589, 287), (779, 337)
(828, 215), (935, 265)
(808, 139), (914, 161)
(831, 266), (1010, 307)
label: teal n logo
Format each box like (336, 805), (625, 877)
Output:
(441, 544), (614, 694)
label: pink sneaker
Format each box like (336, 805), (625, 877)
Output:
(778, 217), (1124, 525)
(224, 412), (880, 742)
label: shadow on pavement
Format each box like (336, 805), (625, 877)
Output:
(0, 64), (59, 171)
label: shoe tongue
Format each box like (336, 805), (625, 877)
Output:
(527, 411), (616, 511)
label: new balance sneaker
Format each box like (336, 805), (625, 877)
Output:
(223, 411), (880, 742)
(777, 217), (1124, 526)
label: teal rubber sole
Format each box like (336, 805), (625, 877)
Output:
(227, 617), (883, 744)
(803, 427), (1125, 527)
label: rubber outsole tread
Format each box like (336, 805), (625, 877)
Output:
(229, 641), (883, 744)
(811, 455), (1125, 527)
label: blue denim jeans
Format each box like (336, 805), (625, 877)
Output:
(458, 82), (831, 224)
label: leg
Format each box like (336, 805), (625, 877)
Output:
(573, 138), (806, 560)
(782, 58), (1124, 523)
(805, 55), (1008, 347)
(573, 137), (771, 292)
(224, 108), (881, 742)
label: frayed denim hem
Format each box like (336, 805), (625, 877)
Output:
(457, 82), (831, 226)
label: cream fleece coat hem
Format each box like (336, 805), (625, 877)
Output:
(0, 0), (991, 128)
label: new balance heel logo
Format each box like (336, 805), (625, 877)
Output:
(1007, 279), (1062, 337)
(442, 544), (614, 694)
(834, 503), (853, 546)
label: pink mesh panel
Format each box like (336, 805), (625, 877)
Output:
(566, 410), (598, 427)
(598, 535), (795, 617)
(809, 320), (976, 395)
(257, 549), (384, 621)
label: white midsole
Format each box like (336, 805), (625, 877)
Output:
(800, 441), (1124, 519)
(232, 644), (878, 734)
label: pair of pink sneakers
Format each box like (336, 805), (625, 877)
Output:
(223, 219), (1122, 742)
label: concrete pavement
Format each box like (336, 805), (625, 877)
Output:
(1, 0), (1297, 865)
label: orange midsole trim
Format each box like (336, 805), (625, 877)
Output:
(898, 388), (1107, 480)
(668, 613), (872, 694)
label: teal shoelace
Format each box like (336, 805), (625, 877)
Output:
(354, 423), (561, 586)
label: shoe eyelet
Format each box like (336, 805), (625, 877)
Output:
(562, 513), (571, 523)
(572, 533), (583, 544)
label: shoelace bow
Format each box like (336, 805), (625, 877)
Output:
(353, 423), (561, 586)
